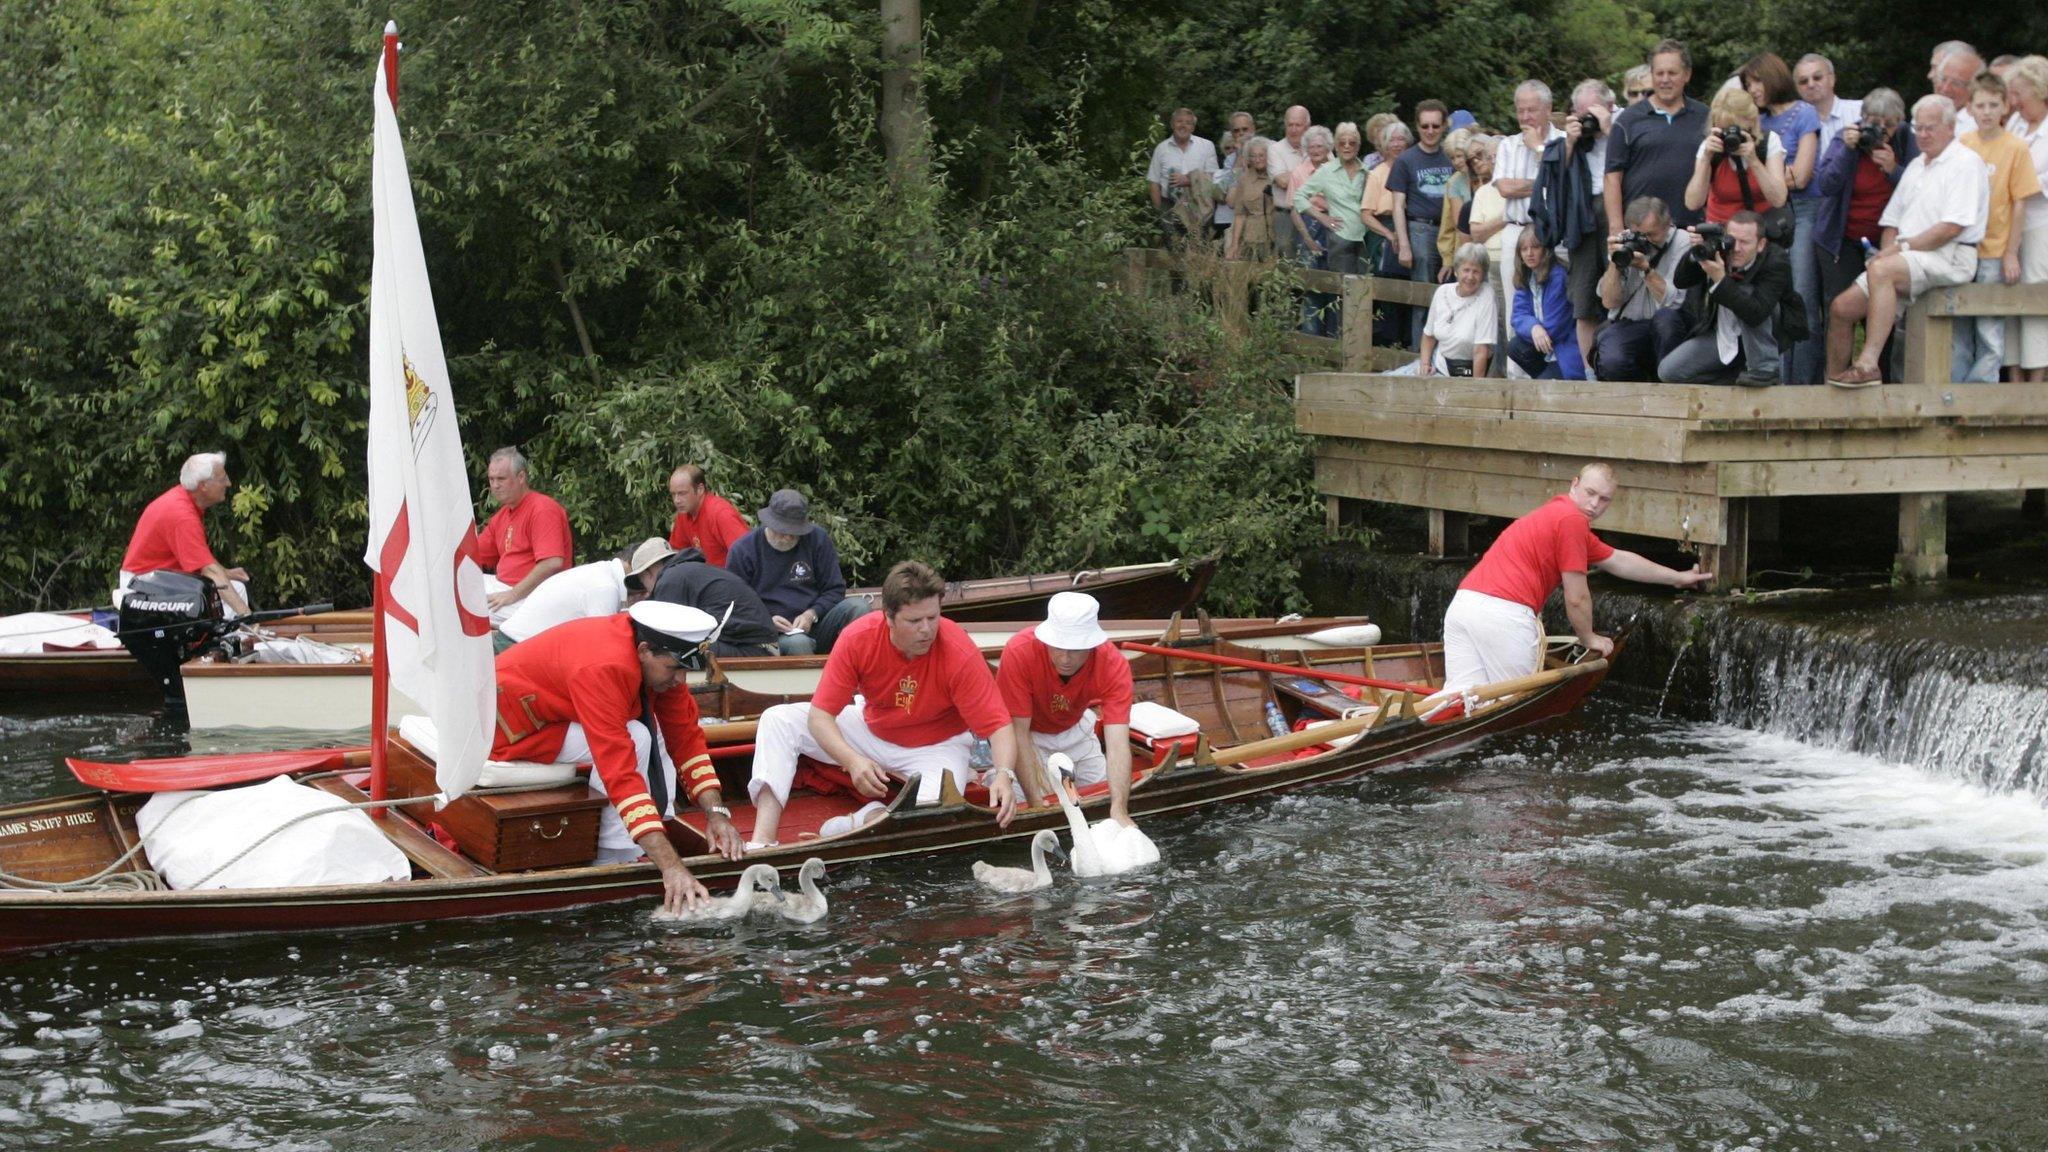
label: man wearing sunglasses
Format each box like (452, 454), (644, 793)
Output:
(1795, 53), (1863, 157)
(490, 600), (745, 914)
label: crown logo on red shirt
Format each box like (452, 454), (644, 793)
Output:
(894, 676), (918, 711)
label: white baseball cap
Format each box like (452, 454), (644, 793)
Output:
(1036, 591), (1109, 650)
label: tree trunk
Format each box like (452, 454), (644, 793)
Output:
(879, 0), (927, 182)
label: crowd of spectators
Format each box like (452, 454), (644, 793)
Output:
(1143, 38), (2048, 387)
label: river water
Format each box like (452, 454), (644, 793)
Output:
(4, 683), (2046, 1149)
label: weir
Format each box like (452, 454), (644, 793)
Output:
(1307, 545), (2048, 797)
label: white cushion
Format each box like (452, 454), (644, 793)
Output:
(398, 714), (580, 788)
(1128, 701), (1200, 740)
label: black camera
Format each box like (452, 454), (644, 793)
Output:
(1610, 229), (1656, 269)
(1576, 112), (1603, 139)
(1688, 222), (1732, 262)
(1852, 122), (1887, 154)
(1717, 125), (1749, 154)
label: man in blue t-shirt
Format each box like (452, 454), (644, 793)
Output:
(725, 489), (870, 655)
(1390, 99), (1457, 345)
(1605, 38), (1711, 231)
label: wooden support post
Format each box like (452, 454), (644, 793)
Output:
(1901, 303), (1953, 385)
(1325, 494), (1343, 537)
(1699, 497), (1750, 592)
(1123, 248), (1148, 299)
(1895, 492), (1948, 582)
(1339, 273), (1375, 371)
(1426, 509), (1469, 558)
(1217, 260), (1251, 336)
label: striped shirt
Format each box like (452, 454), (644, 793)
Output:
(1494, 126), (1563, 224)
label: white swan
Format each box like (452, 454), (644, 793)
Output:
(650, 863), (782, 923)
(764, 857), (829, 924)
(972, 828), (1067, 893)
(1047, 753), (1160, 877)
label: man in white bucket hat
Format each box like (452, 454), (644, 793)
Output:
(997, 591), (1139, 830)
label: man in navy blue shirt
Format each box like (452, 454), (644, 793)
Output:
(1605, 39), (1711, 231)
(1390, 100), (1457, 345)
(726, 489), (870, 655)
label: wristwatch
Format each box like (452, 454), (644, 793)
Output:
(706, 805), (732, 819)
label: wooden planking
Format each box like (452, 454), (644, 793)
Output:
(1315, 455), (1728, 543)
(1301, 403), (1692, 460)
(1286, 332), (1344, 366)
(1919, 283), (2048, 317)
(1318, 437), (1721, 495)
(1717, 454), (2048, 497)
(1297, 373), (1712, 420)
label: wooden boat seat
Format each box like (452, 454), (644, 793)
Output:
(309, 776), (487, 879)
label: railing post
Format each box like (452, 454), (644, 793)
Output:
(1901, 295), (1953, 385)
(1123, 247), (1149, 300)
(1217, 259), (1251, 336)
(1427, 510), (1469, 558)
(1340, 273), (1375, 371)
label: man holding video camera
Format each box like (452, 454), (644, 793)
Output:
(1658, 210), (1798, 384)
(1594, 196), (1695, 381)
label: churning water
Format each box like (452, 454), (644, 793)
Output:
(3, 692), (2047, 1149)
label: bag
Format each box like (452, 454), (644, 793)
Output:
(1444, 358), (1475, 377)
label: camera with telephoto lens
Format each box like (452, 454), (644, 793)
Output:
(1717, 125), (1749, 154)
(1852, 122), (1887, 154)
(1688, 222), (1732, 262)
(1610, 229), (1656, 269)
(1576, 112), (1603, 139)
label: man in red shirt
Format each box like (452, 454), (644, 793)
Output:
(997, 592), (1139, 830)
(477, 447), (574, 624)
(745, 560), (1020, 846)
(119, 452), (253, 617)
(666, 464), (750, 567)
(492, 601), (744, 914)
(1443, 463), (1712, 692)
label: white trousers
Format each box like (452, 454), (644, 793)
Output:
(484, 575), (517, 626)
(557, 720), (675, 854)
(749, 702), (974, 808)
(1026, 711), (1107, 788)
(1441, 589), (1543, 694)
(116, 570), (247, 620)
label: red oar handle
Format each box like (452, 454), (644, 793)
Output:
(67, 747), (370, 793)
(1114, 640), (1431, 696)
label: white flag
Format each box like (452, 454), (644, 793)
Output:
(365, 45), (496, 800)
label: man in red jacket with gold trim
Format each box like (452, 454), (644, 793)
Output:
(492, 601), (743, 914)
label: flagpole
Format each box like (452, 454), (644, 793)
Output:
(369, 17), (400, 813)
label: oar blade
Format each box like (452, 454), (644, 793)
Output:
(66, 747), (366, 793)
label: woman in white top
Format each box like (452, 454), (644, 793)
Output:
(1418, 243), (1498, 377)
(2006, 54), (2048, 381)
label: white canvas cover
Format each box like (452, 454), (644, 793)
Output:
(0, 613), (120, 655)
(136, 775), (409, 890)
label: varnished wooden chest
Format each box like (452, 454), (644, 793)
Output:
(385, 735), (604, 871)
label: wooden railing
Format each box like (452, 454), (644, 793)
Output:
(1121, 246), (1441, 374)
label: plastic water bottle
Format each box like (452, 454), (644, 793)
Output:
(969, 738), (994, 770)
(1263, 701), (1289, 738)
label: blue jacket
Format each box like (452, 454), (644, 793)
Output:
(1530, 137), (1605, 249)
(1812, 127), (1916, 259)
(1511, 263), (1586, 379)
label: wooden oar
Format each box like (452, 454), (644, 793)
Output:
(1205, 658), (1609, 768)
(67, 746), (373, 793)
(1116, 640), (1432, 696)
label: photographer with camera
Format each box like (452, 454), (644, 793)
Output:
(1658, 211), (1797, 385)
(1594, 196), (1695, 381)
(1812, 90), (1912, 374)
(1685, 89), (1790, 226)
(1827, 96), (1988, 388)
(1532, 80), (1618, 371)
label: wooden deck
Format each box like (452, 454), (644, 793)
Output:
(1123, 247), (2048, 587)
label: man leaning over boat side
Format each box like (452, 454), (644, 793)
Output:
(117, 451), (253, 618)
(744, 561), (1021, 847)
(996, 592), (1141, 831)
(491, 600), (745, 914)
(477, 446), (574, 626)
(495, 537), (677, 650)
(1441, 462), (1712, 693)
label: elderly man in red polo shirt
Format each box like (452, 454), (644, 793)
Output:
(492, 600), (745, 914)
(666, 464), (750, 567)
(997, 591), (1140, 829)
(478, 446), (574, 625)
(743, 560), (1020, 847)
(119, 451), (253, 618)
(1443, 462), (1713, 692)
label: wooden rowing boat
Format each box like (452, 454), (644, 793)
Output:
(177, 615), (1376, 732)
(0, 634), (1611, 954)
(0, 557), (1215, 703)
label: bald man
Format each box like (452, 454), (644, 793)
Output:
(1441, 463), (1713, 692)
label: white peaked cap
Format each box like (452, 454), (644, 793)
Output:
(1038, 591), (1109, 650)
(628, 600), (718, 655)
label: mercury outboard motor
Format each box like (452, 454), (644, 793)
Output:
(118, 570), (225, 708)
